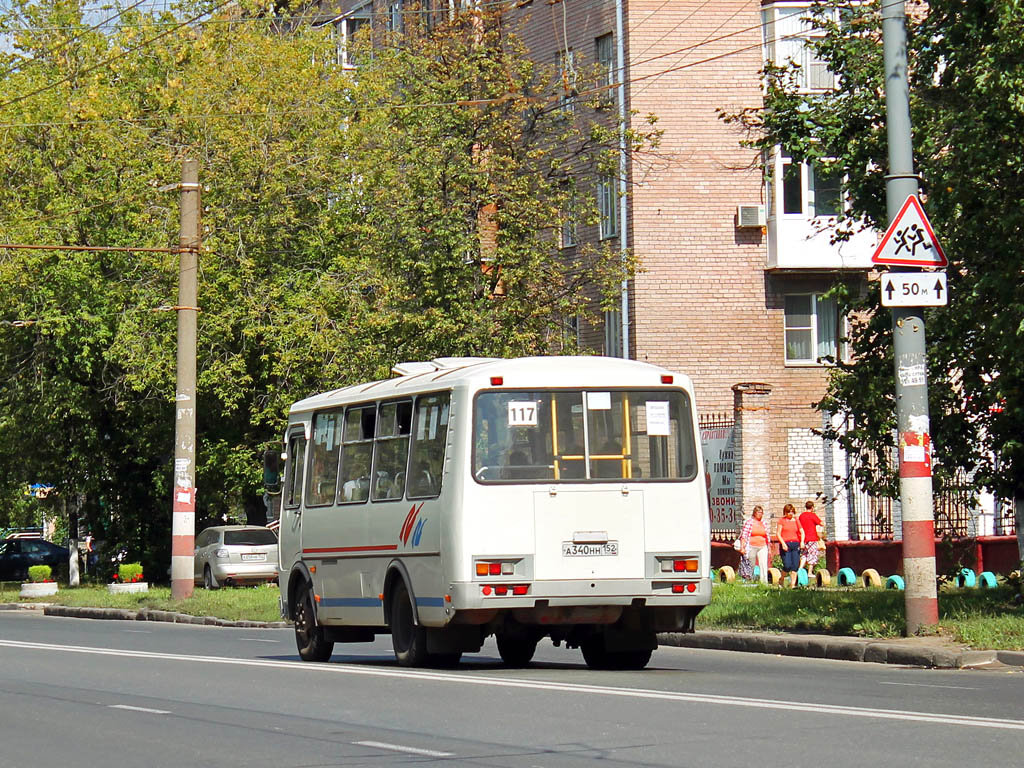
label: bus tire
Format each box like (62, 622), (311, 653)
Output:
(496, 634), (539, 667)
(294, 584), (334, 662)
(581, 641), (652, 671)
(861, 568), (882, 588)
(390, 581), (429, 667)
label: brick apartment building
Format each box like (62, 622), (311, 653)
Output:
(316, 0), (1003, 542)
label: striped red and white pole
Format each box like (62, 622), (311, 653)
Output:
(898, 430), (938, 630)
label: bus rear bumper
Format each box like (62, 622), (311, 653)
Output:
(448, 577), (711, 613)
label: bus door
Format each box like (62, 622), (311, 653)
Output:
(280, 427), (307, 577)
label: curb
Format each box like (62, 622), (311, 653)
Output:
(658, 630), (1022, 670)
(39, 604), (288, 628)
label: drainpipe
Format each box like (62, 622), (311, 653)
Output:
(615, 0), (630, 358)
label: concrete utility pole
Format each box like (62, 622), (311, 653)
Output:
(170, 159), (201, 600)
(881, 0), (938, 632)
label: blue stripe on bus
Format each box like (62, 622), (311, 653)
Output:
(319, 597), (382, 608)
(415, 597), (445, 608)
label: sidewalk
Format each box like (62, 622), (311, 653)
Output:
(659, 629), (1024, 670)
(6, 601), (1023, 669)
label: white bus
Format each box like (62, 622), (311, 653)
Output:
(268, 356), (711, 670)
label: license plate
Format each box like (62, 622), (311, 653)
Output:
(241, 553), (266, 562)
(562, 541), (618, 557)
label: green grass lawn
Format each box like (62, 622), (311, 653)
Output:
(0, 582), (283, 623)
(701, 581), (1024, 650)
(3, 579), (1022, 650)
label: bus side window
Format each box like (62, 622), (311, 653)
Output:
(408, 392), (449, 499)
(307, 409), (343, 506)
(283, 434), (307, 508)
(371, 400), (412, 502)
(339, 405), (374, 504)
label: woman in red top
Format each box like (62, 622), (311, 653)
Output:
(738, 505), (769, 584)
(799, 499), (824, 574)
(776, 503), (804, 587)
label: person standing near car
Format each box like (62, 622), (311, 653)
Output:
(776, 503), (803, 587)
(799, 500), (825, 575)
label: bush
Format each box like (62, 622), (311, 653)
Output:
(27, 565), (52, 583)
(116, 563), (144, 583)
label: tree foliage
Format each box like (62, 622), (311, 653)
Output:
(0, 0), (654, 575)
(724, 0), (1024, 512)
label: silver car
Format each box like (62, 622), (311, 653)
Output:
(193, 525), (278, 589)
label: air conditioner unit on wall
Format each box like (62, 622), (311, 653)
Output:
(736, 204), (766, 228)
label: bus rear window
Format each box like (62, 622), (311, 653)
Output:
(473, 390), (696, 483)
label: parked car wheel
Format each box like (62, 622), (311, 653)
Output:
(203, 566), (218, 590)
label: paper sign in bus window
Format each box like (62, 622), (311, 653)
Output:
(508, 401), (539, 427)
(587, 392), (611, 410)
(646, 401), (671, 436)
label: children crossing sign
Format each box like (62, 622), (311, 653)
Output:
(871, 195), (947, 267)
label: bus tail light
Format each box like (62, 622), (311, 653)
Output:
(512, 584), (528, 595)
(481, 584), (530, 597)
(673, 559), (698, 573)
(661, 375), (674, 384)
(475, 559), (517, 577)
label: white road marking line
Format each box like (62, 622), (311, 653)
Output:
(240, 638), (279, 643)
(880, 682), (979, 690)
(121, 629), (151, 634)
(3, 639), (1021, 732)
(354, 740), (454, 757)
(109, 704), (171, 714)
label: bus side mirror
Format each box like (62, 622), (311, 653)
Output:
(263, 449), (282, 495)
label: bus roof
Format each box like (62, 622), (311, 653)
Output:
(288, 356), (693, 416)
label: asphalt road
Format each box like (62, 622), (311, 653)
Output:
(1, 611), (1021, 768)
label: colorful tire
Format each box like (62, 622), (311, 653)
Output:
(717, 565), (736, 583)
(796, 568), (809, 587)
(767, 567), (783, 585)
(956, 568), (977, 588)
(753, 565), (760, 580)
(815, 569), (831, 587)
(836, 567), (856, 587)
(978, 571), (998, 589)
(885, 575), (905, 590)
(861, 568), (882, 588)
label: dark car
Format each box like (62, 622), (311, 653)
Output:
(0, 537), (68, 581)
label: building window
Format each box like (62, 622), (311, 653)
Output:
(557, 48), (577, 113)
(784, 293), (843, 364)
(388, 1), (403, 33)
(597, 175), (618, 239)
(335, 6), (371, 69)
(761, 4), (835, 92)
(560, 212), (577, 248)
(604, 308), (622, 357)
(595, 33), (615, 102)
(772, 148), (843, 219)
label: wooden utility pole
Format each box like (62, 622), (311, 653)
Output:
(170, 159), (201, 600)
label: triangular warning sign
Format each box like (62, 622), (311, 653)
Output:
(872, 195), (947, 267)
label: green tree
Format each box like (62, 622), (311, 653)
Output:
(725, 0), (1024, 554)
(0, 0), (655, 578)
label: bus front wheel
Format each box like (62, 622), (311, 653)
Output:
(294, 584), (334, 662)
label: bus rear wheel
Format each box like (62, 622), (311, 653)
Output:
(496, 633), (538, 667)
(294, 584), (334, 662)
(581, 641), (653, 671)
(390, 582), (429, 667)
